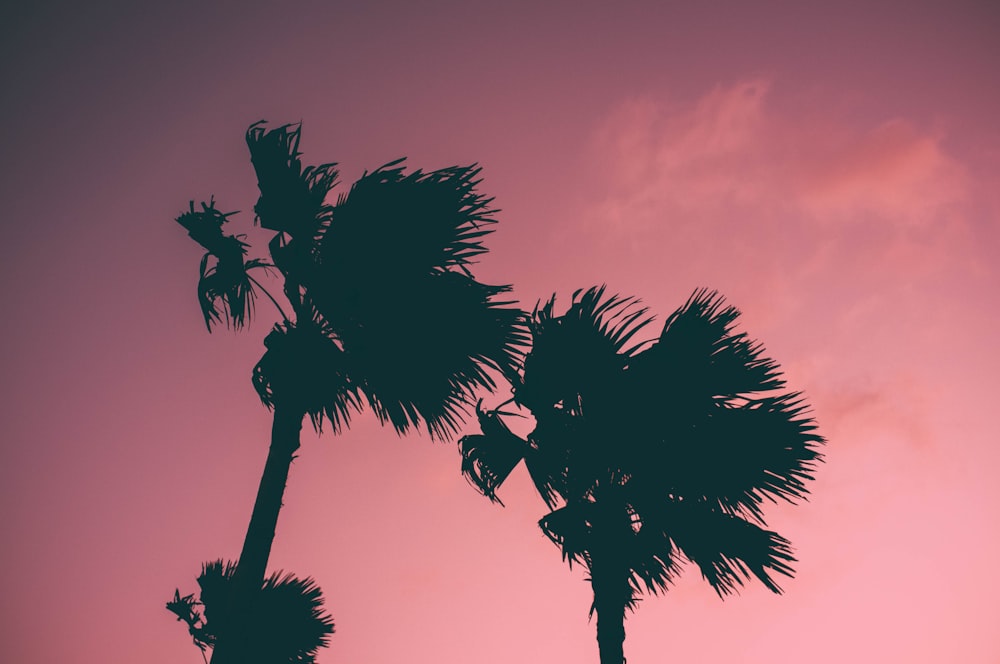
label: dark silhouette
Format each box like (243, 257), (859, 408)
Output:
(169, 122), (524, 663)
(460, 286), (824, 664)
(167, 562), (333, 664)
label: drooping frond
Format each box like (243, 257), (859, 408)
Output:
(523, 411), (577, 510)
(539, 493), (685, 611)
(333, 274), (524, 440)
(246, 122), (339, 238)
(293, 165), (525, 438)
(538, 501), (596, 568)
(646, 393), (824, 522)
(655, 501), (797, 597)
(624, 515), (684, 602)
(458, 402), (530, 505)
(252, 305), (361, 433)
(176, 199), (272, 331)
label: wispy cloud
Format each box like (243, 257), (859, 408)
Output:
(592, 79), (778, 223)
(796, 118), (967, 225)
(590, 78), (970, 232)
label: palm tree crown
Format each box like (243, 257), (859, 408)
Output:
(244, 122), (525, 436)
(460, 286), (824, 662)
(180, 121), (525, 436)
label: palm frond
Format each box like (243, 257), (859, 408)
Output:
(574, 286), (654, 356)
(316, 159), (498, 280)
(516, 286), (653, 415)
(613, 289), (824, 521)
(175, 560), (335, 663)
(538, 501), (595, 568)
(656, 502), (797, 597)
(320, 270), (526, 440)
(246, 122), (339, 238)
(525, 408), (599, 508)
(196, 252), (269, 331)
(631, 289), (785, 409)
(645, 393), (824, 522)
(165, 588), (210, 654)
(458, 402), (530, 505)
(624, 518), (683, 601)
(511, 287), (658, 509)
(258, 568), (336, 663)
(176, 199), (272, 331)
(523, 428), (573, 510)
(176, 197), (240, 252)
(539, 496), (685, 610)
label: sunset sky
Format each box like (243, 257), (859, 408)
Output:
(2, 1), (998, 662)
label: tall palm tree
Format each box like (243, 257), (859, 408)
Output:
(171, 122), (525, 663)
(460, 286), (824, 664)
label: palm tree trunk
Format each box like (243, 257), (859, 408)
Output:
(210, 405), (305, 664)
(592, 573), (629, 664)
(590, 551), (631, 664)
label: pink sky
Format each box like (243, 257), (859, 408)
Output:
(2, 2), (998, 662)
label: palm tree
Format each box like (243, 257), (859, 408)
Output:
(167, 562), (334, 664)
(459, 286), (824, 664)
(171, 122), (525, 663)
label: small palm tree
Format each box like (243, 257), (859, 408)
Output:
(170, 122), (525, 663)
(460, 287), (824, 664)
(167, 561), (334, 664)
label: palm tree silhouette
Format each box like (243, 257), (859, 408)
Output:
(460, 286), (824, 664)
(171, 122), (525, 663)
(167, 562), (334, 664)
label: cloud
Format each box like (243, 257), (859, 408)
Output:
(592, 79), (777, 223)
(580, 77), (992, 312)
(796, 119), (968, 226)
(590, 78), (970, 230)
